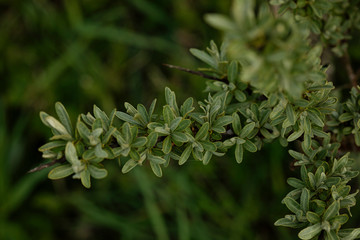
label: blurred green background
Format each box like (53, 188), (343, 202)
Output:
(1, 1), (359, 239)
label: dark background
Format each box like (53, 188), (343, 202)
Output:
(0, 1), (359, 239)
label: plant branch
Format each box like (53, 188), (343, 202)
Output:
(342, 51), (360, 91)
(163, 64), (228, 83)
(28, 157), (66, 173)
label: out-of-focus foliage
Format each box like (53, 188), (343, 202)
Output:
(270, 0), (360, 56)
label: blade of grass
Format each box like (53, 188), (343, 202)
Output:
(134, 169), (169, 240)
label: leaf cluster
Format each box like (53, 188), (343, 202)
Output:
(270, 0), (360, 56)
(35, 0), (360, 239)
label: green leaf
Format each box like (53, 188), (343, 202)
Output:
(274, 217), (307, 228)
(202, 151), (212, 165)
(200, 141), (217, 152)
(307, 110), (324, 127)
(286, 104), (296, 125)
(162, 136), (172, 154)
(243, 139), (257, 152)
(80, 169), (91, 188)
(164, 87), (179, 114)
(55, 102), (73, 135)
(95, 144), (108, 159)
(179, 145), (192, 165)
(122, 159), (138, 173)
(108, 108), (116, 126)
(232, 112), (242, 135)
(163, 105), (176, 125)
(283, 197), (301, 214)
(326, 230), (340, 240)
(302, 116), (312, 134)
(154, 126), (170, 135)
(287, 129), (304, 142)
(39, 141), (66, 152)
(93, 105), (109, 130)
(65, 141), (80, 165)
(303, 133), (312, 150)
(150, 161), (162, 177)
(189, 48), (217, 69)
(124, 102), (137, 115)
(204, 14), (236, 32)
(102, 126), (116, 144)
(149, 98), (157, 117)
(313, 129), (329, 139)
(235, 143), (244, 164)
(77, 121), (91, 141)
(287, 178), (305, 189)
(180, 97), (195, 117)
(147, 154), (166, 164)
(354, 131), (360, 147)
(298, 223), (322, 240)
(92, 118), (103, 131)
(83, 148), (96, 160)
(234, 90), (246, 102)
(213, 115), (233, 128)
(195, 122), (209, 141)
(115, 111), (141, 126)
(172, 131), (188, 143)
(227, 61), (239, 83)
(240, 122), (255, 138)
(132, 137), (147, 148)
(270, 100), (286, 120)
(339, 113), (353, 122)
(176, 119), (191, 131)
(40, 112), (70, 136)
(339, 228), (360, 240)
(332, 214), (349, 226)
(170, 117), (182, 131)
(300, 188), (310, 212)
(306, 212), (321, 224)
(48, 164), (74, 179)
(137, 104), (149, 123)
(88, 165), (108, 179)
(122, 123), (132, 143)
(323, 200), (340, 221)
(146, 132), (158, 148)
(129, 149), (140, 161)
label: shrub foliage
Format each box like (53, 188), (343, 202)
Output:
(33, 0), (360, 239)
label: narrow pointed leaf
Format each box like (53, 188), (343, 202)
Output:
(55, 102), (73, 135)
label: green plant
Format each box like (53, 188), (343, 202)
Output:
(31, 0), (360, 239)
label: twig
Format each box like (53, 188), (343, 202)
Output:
(163, 64), (228, 83)
(342, 51), (360, 91)
(28, 158), (66, 173)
